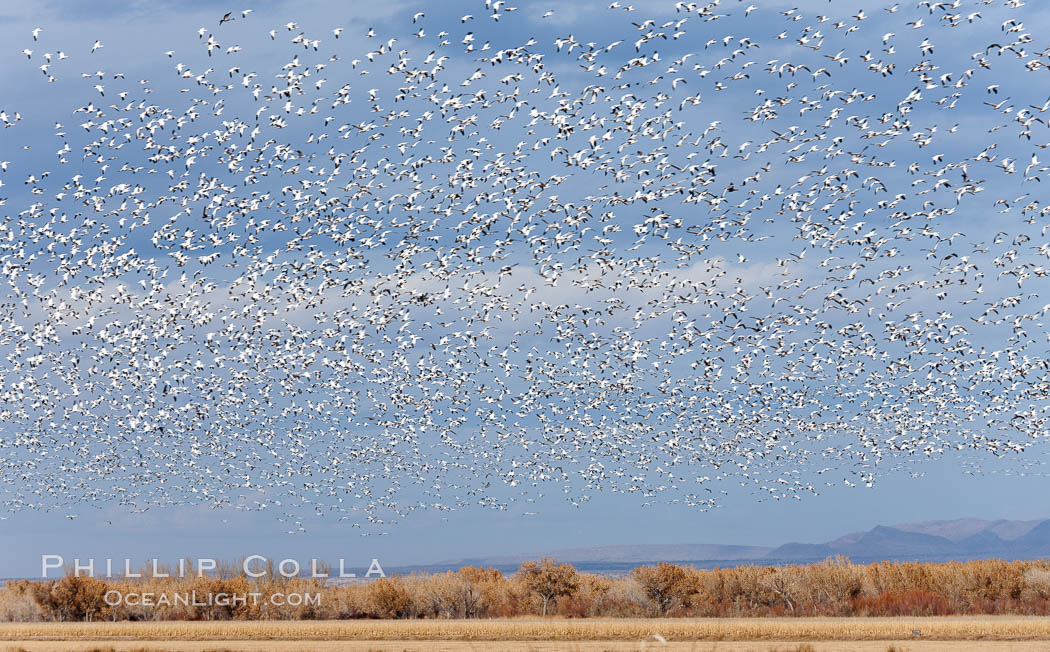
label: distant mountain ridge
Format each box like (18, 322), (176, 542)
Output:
(767, 518), (1050, 564)
(410, 517), (1050, 574)
(831, 518), (1044, 545)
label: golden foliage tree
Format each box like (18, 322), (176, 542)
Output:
(517, 558), (579, 616)
(631, 563), (695, 615)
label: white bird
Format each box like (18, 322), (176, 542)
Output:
(0, 0), (1044, 529)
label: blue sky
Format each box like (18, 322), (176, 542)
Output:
(3, 456), (1048, 577)
(0, 0), (1049, 577)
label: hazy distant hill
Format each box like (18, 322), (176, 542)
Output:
(853, 518), (1044, 543)
(405, 517), (1050, 574)
(763, 518), (1050, 564)
(448, 543), (774, 567)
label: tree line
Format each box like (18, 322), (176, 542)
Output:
(2, 556), (1050, 621)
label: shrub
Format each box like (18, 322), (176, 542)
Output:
(0, 583), (42, 621)
(25, 575), (109, 621)
(367, 577), (413, 618)
(1024, 567), (1050, 599)
(853, 588), (952, 616)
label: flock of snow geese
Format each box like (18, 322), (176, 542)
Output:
(2, 0), (1050, 530)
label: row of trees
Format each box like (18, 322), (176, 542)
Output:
(3, 556), (1050, 621)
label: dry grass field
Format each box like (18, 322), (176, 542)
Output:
(4, 642), (1050, 652)
(1, 617), (1050, 645)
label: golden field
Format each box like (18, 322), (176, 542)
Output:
(1, 617), (1050, 642)
(5, 639), (1050, 652)
(3, 643), (1050, 652)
